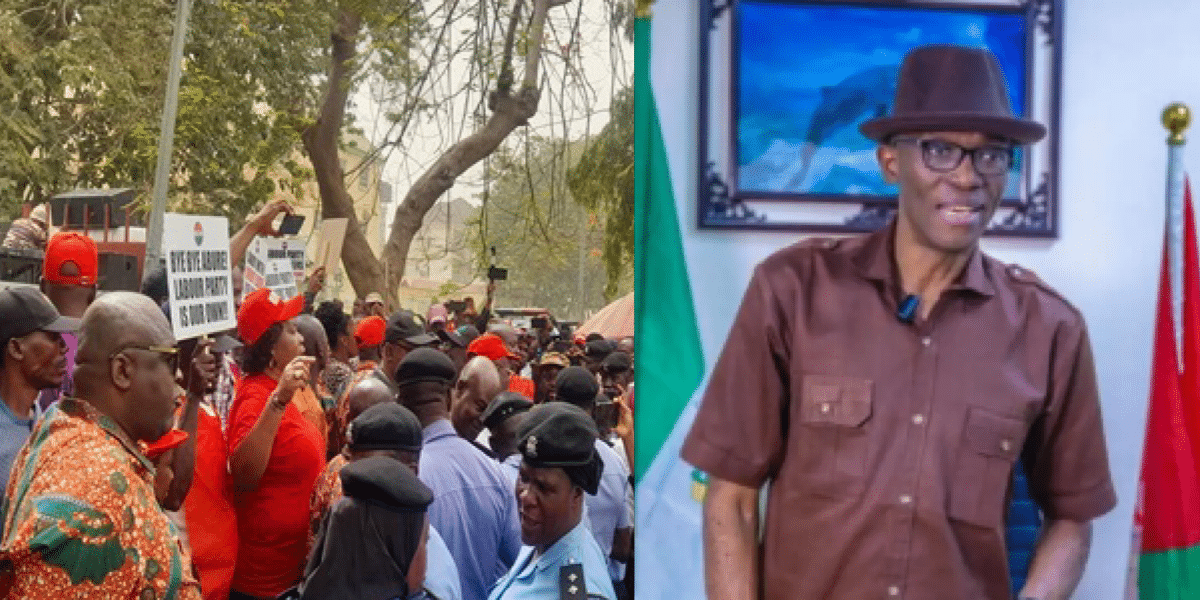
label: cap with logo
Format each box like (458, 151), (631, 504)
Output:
(516, 402), (602, 494)
(237, 288), (303, 346)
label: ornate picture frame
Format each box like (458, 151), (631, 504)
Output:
(698, 0), (1062, 237)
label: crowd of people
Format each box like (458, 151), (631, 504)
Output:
(0, 200), (635, 600)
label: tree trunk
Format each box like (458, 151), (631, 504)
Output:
(382, 0), (566, 307)
(304, 0), (568, 310)
(301, 9), (388, 302)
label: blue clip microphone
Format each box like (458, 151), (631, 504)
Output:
(896, 294), (919, 324)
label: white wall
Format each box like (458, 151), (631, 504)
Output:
(655, 0), (1200, 596)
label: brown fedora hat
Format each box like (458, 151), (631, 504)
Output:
(860, 44), (1045, 144)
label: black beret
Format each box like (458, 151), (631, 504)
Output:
(555, 366), (599, 406)
(517, 403), (598, 468)
(394, 347), (457, 387)
(516, 403), (602, 494)
(481, 392), (533, 430)
(347, 403), (423, 453)
(585, 339), (614, 359)
(600, 351), (632, 372)
(340, 455), (433, 511)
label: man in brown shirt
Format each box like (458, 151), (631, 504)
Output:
(681, 45), (1117, 600)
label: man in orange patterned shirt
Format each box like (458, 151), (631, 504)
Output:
(0, 292), (200, 599)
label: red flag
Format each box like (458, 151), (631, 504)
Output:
(1138, 178), (1200, 595)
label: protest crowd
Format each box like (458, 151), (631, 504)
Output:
(0, 199), (634, 600)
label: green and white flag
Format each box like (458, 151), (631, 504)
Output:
(634, 2), (710, 598)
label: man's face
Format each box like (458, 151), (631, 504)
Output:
(534, 365), (563, 404)
(488, 414), (524, 459)
(125, 340), (179, 442)
(517, 463), (581, 547)
(493, 357), (512, 382)
(877, 131), (1009, 255)
(450, 374), (492, 440)
(11, 330), (68, 390)
(367, 301), (385, 317)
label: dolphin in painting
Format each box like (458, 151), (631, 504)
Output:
(788, 64), (899, 191)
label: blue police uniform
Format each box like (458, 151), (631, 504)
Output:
(486, 521), (615, 600)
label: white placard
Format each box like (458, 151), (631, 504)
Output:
(163, 213), (236, 340)
(244, 236), (305, 300)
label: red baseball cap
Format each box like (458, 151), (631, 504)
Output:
(467, 333), (519, 361)
(355, 316), (386, 348)
(43, 232), (98, 286)
(237, 288), (304, 346)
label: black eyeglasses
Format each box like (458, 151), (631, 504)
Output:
(111, 345), (179, 373)
(891, 137), (1014, 176)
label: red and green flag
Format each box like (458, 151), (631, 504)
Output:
(1136, 178), (1200, 597)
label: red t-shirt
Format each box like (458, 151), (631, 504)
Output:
(182, 403), (238, 600)
(227, 374), (325, 597)
(508, 374), (536, 400)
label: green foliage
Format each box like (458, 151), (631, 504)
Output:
(567, 85), (634, 300)
(0, 0), (428, 228)
(474, 133), (632, 321)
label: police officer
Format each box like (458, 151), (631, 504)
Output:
(487, 403), (615, 600)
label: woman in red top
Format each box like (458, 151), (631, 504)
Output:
(228, 289), (325, 600)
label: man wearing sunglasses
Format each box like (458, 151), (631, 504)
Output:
(0, 292), (201, 598)
(683, 45), (1116, 600)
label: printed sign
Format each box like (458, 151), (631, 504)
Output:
(163, 213), (236, 340)
(245, 236), (305, 300)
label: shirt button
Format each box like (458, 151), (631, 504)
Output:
(820, 403), (831, 414)
(899, 494), (912, 505)
(1000, 439), (1012, 452)
(888, 585), (900, 596)
(921, 337), (931, 346)
(912, 414), (925, 425)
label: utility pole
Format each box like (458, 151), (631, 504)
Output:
(145, 0), (195, 265)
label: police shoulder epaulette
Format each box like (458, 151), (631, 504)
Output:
(559, 563), (586, 600)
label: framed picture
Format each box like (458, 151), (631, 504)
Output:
(698, 0), (1062, 237)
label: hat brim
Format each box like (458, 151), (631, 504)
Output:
(279, 293), (305, 323)
(437, 329), (466, 348)
(405, 332), (438, 347)
(859, 113), (1046, 144)
(40, 315), (80, 333)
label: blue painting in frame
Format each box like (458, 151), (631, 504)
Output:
(698, 0), (1061, 237)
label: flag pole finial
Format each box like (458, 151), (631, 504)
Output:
(636, 0), (653, 18)
(1163, 103), (1191, 145)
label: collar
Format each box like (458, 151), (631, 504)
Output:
(422, 418), (456, 444)
(849, 219), (996, 298)
(532, 519), (590, 573)
(58, 397), (156, 473)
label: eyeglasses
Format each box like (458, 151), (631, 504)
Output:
(891, 137), (1014, 176)
(111, 345), (179, 373)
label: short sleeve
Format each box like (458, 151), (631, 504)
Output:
(1023, 320), (1117, 521)
(681, 263), (790, 487)
(227, 378), (271, 453)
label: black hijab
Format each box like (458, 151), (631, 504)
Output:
(298, 456), (433, 600)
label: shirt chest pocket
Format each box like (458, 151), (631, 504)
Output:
(788, 374), (873, 499)
(948, 407), (1026, 528)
